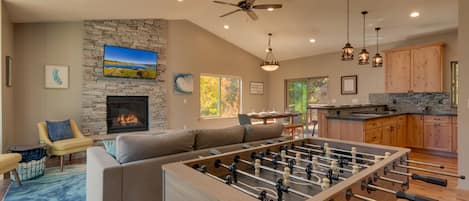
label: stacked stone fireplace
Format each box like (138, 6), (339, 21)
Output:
(81, 19), (168, 135)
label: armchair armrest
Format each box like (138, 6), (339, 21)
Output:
(70, 120), (86, 138)
(37, 122), (53, 146)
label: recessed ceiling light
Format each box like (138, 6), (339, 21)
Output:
(223, 25), (230, 29)
(309, 38), (316, 43)
(265, 49), (270, 52)
(410, 11), (420, 18)
(177, 0), (183, 2)
(267, 8), (275, 11)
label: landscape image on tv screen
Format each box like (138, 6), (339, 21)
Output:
(103, 45), (158, 79)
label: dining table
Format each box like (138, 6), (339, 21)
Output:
(246, 111), (301, 125)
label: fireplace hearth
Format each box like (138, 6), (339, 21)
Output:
(107, 96), (149, 134)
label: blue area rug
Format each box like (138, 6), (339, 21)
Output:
(2, 165), (86, 201)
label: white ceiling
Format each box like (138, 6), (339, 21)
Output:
(4, 0), (458, 61)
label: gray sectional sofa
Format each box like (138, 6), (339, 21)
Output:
(86, 123), (289, 201)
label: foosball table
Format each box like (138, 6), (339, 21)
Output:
(162, 138), (465, 201)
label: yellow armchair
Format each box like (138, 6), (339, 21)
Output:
(0, 153), (22, 186)
(37, 120), (93, 171)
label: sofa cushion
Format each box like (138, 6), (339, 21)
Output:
(194, 126), (245, 150)
(244, 123), (284, 142)
(46, 120), (74, 142)
(116, 130), (195, 164)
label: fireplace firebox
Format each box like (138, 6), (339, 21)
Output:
(106, 96), (149, 134)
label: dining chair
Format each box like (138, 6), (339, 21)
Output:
(238, 114), (252, 126)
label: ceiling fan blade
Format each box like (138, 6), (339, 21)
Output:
(220, 9), (242, 17)
(246, 10), (258, 20)
(252, 4), (282, 9)
(213, 1), (238, 7)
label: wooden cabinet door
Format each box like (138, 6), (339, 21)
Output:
(365, 128), (383, 144)
(385, 50), (412, 93)
(407, 115), (424, 148)
(339, 121), (364, 142)
(395, 116), (407, 147)
(318, 110), (328, 137)
(424, 123), (452, 152)
(411, 45), (443, 92)
(327, 119), (341, 140)
(452, 117), (457, 153)
(382, 124), (395, 146)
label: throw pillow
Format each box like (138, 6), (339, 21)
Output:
(46, 120), (74, 142)
(102, 140), (116, 158)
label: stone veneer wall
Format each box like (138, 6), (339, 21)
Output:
(81, 19), (168, 135)
(369, 93), (455, 113)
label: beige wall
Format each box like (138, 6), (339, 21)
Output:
(1, 2), (14, 153)
(167, 20), (268, 129)
(0, 0), (3, 152)
(458, 0), (469, 189)
(268, 31), (457, 110)
(13, 23), (83, 145)
(9, 20), (267, 145)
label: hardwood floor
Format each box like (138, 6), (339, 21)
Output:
(0, 152), (468, 200)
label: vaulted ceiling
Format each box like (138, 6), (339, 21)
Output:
(4, 0), (458, 60)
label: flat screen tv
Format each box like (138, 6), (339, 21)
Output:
(103, 45), (158, 79)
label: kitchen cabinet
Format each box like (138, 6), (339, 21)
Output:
(385, 43), (444, 93)
(385, 50), (412, 93)
(407, 115), (424, 148)
(326, 119), (363, 143)
(423, 116), (452, 152)
(318, 110), (329, 137)
(452, 117), (458, 153)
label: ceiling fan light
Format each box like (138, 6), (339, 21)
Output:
(267, 7), (275, 11)
(358, 49), (370, 65)
(372, 53), (383, 67)
(342, 43), (354, 61)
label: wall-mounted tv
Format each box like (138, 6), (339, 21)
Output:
(103, 45), (158, 79)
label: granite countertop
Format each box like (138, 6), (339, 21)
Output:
(326, 111), (457, 121)
(307, 104), (386, 110)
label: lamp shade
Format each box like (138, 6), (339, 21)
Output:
(372, 53), (383, 67)
(358, 48), (370, 65)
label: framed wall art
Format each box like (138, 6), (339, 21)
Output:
(341, 75), (357, 95)
(45, 65), (69, 89)
(174, 73), (193, 95)
(249, 81), (264, 95)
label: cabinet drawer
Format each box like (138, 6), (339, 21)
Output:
(365, 119), (383, 130)
(365, 128), (383, 144)
(424, 116), (450, 124)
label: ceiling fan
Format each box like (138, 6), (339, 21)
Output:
(213, 0), (283, 20)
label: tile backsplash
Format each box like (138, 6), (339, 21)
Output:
(369, 93), (455, 113)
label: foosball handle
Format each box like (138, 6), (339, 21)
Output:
(395, 191), (439, 201)
(411, 173), (448, 187)
(305, 163), (313, 180)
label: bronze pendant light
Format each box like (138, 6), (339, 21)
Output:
(342, 0), (354, 61)
(358, 11), (370, 65)
(372, 27), (383, 67)
(260, 33), (280, 72)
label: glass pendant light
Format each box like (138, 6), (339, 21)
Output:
(358, 11), (370, 65)
(341, 0), (354, 61)
(372, 27), (383, 67)
(260, 33), (280, 72)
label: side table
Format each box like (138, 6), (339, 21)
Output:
(8, 144), (47, 181)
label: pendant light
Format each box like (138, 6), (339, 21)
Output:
(341, 0), (354, 61)
(372, 27), (383, 67)
(260, 33), (280, 72)
(358, 11), (370, 65)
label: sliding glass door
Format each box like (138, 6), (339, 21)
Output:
(286, 77), (328, 123)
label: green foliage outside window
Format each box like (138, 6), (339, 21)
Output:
(200, 75), (241, 118)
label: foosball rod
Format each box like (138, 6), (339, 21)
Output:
(295, 145), (377, 163)
(268, 151), (348, 181)
(373, 173), (408, 186)
(346, 189), (377, 201)
(236, 158), (323, 187)
(215, 160), (313, 199)
(193, 165), (274, 200)
(304, 142), (381, 158)
(363, 182), (438, 201)
(402, 159), (445, 169)
(384, 166), (449, 187)
(287, 150), (355, 174)
(287, 150), (370, 168)
(257, 153), (338, 180)
(397, 164), (466, 179)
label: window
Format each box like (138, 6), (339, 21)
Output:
(285, 77), (329, 123)
(451, 61), (459, 107)
(200, 74), (242, 118)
